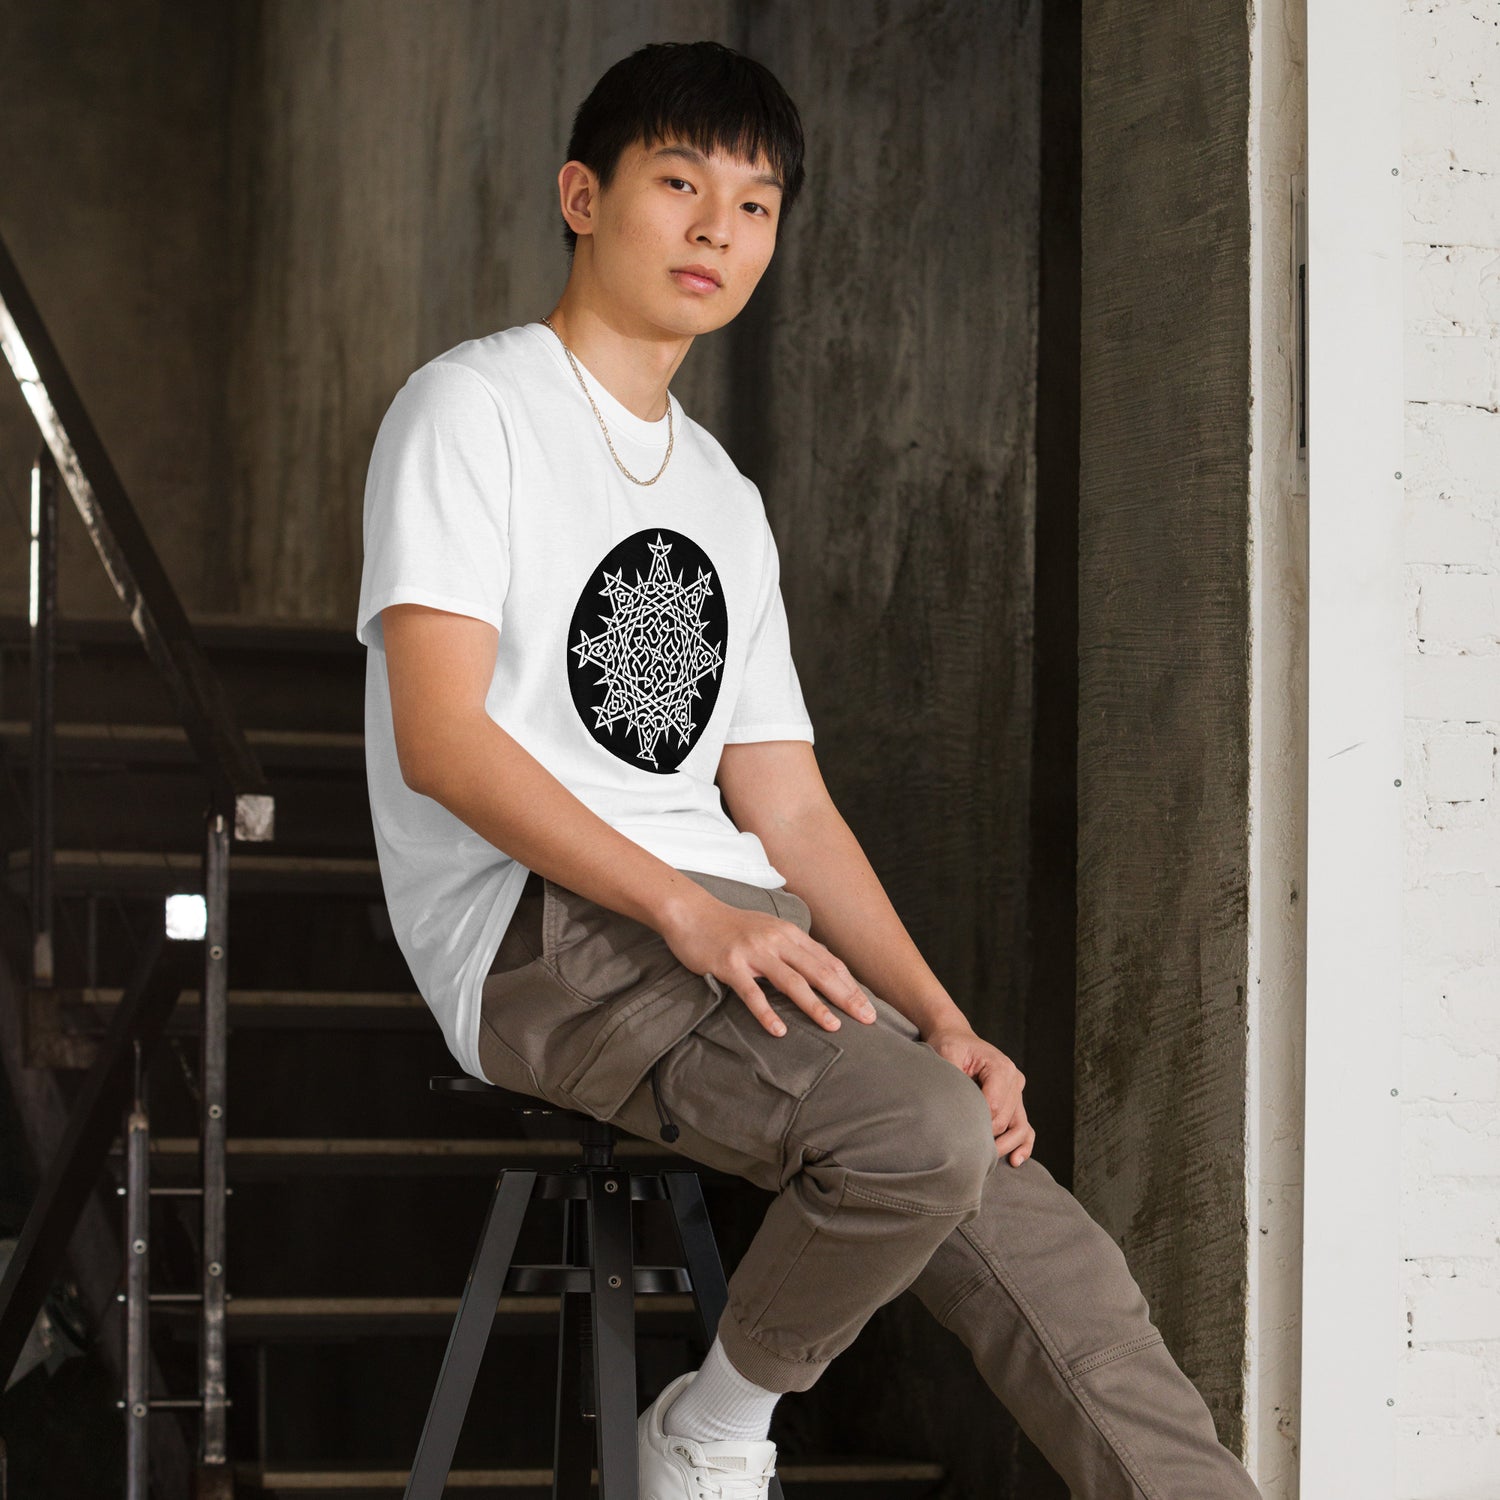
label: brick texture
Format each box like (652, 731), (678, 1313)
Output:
(1399, 2), (1500, 1486)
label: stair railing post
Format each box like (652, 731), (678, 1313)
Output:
(199, 811), (231, 1491)
(123, 1036), (151, 1500)
(28, 443), (57, 995)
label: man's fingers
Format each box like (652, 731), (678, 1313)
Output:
(730, 976), (789, 1036)
(992, 1095), (1035, 1164)
(765, 958), (844, 1031)
(792, 933), (869, 1015)
(994, 1124), (1036, 1165)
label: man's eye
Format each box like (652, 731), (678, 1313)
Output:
(666, 178), (769, 217)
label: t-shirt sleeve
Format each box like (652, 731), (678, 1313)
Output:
(354, 360), (512, 649)
(722, 511), (815, 745)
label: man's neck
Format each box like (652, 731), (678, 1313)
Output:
(544, 286), (693, 424)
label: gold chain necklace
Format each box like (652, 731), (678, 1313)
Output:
(540, 313), (675, 486)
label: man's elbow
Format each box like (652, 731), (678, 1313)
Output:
(395, 730), (449, 798)
(394, 713), (490, 799)
(397, 746), (435, 797)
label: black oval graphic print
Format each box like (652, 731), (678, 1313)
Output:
(566, 529), (728, 774)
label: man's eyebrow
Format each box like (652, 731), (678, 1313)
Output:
(649, 143), (783, 193)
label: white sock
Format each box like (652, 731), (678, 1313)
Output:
(662, 1334), (782, 1443)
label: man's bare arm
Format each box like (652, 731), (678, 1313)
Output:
(381, 603), (872, 1033)
(715, 738), (972, 1042)
(717, 737), (1036, 1165)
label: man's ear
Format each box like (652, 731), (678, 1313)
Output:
(558, 160), (596, 238)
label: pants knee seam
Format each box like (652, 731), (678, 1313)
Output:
(935, 1267), (992, 1328)
(1072, 1331), (1167, 1376)
(843, 1182), (983, 1217)
(956, 1221), (1166, 1500)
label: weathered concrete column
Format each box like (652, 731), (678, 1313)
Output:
(1077, 0), (1256, 1457)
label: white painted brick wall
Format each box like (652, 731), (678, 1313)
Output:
(1399, 3), (1500, 1491)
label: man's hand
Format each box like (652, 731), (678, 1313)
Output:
(658, 888), (878, 1037)
(923, 1022), (1035, 1167)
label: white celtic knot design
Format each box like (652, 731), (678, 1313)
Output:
(570, 533), (725, 768)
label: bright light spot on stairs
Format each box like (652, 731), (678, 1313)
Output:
(165, 893), (206, 941)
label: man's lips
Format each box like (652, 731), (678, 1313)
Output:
(671, 269), (721, 293)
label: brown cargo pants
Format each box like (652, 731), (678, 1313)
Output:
(477, 867), (1263, 1500)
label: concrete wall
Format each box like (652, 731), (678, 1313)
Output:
(0, 0), (232, 621)
(225, 0), (734, 623)
(1397, 2), (1500, 1489)
(735, 4), (1045, 1493)
(1076, 0), (1255, 1456)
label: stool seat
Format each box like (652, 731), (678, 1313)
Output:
(429, 1075), (573, 1110)
(429, 1075), (608, 1141)
(405, 1075), (788, 1500)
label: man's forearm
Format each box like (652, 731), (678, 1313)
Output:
(750, 801), (973, 1041)
(409, 712), (710, 938)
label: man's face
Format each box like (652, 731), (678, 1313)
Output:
(576, 135), (783, 334)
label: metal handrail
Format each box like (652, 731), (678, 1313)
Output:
(0, 225), (273, 841)
(0, 224), (266, 1497)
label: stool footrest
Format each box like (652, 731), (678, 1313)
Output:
(504, 1263), (691, 1295)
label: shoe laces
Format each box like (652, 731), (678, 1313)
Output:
(670, 1443), (773, 1500)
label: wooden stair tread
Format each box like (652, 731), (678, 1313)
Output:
(47, 987), (431, 1034)
(7, 848), (378, 872)
(238, 1455), (945, 1488)
(105, 1135), (678, 1160)
(65, 986), (423, 1008)
(0, 610), (361, 653)
(0, 718), (362, 752)
(222, 1295), (693, 1315)
(153, 1294), (702, 1338)
(5, 846), (382, 894)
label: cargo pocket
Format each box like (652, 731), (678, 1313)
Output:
(538, 878), (723, 1121)
(654, 986), (845, 1185)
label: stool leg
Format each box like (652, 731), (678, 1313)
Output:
(403, 1168), (536, 1500)
(664, 1172), (789, 1500)
(553, 1195), (592, 1500)
(662, 1172), (728, 1344)
(588, 1167), (637, 1500)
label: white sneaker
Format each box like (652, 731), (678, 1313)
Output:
(638, 1369), (778, 1499)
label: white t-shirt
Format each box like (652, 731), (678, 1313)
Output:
(355, 321), (815, 1079)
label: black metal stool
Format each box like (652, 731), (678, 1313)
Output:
(403, 1076), (788, 1500)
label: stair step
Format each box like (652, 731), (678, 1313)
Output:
(105, 1135), (681, 1175)
(157, 1294), (698, 1339)
(53, 986), (429, 1031)
(0, 610), (360, 654)
(238, 1456), (945, 1492)
(5, 846), (382, 896)
(0, 717), (364, 769)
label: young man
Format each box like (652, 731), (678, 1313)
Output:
(356, 39), (1264, 1500)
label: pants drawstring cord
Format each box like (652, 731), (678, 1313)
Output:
(649, 1057), (680, 1143)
